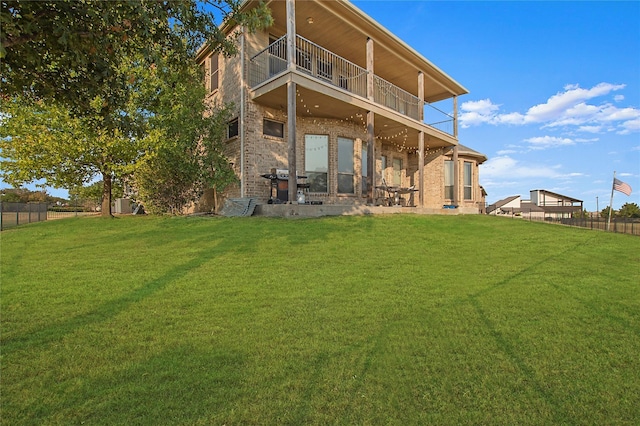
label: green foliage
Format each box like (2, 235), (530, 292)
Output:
(0, 188), (55, 203)
(618, 202), (640, 218)
(129, 59), (237, 214)
(0, 96), (142, 216)
(601, 204), (640, 219)
(1, 0), (273, 111)
(600, 206), (614, 218)
(69, 181), (124, 211)
(572, 209), (589, 218)
(0, 0), (272, 217)
(1, 215), (639, 424)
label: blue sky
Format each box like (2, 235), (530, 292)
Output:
(5, 1), (639, 212)
(353, 0), (640, 211)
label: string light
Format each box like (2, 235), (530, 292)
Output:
(295, 88), (447, 159)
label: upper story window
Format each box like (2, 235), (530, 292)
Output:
(263, 119), (284, 138)
(463, 162), (472, 200)
(209, 54), (219, 93)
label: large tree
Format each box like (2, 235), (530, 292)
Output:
(0, 0), (271, 216)
(1, 0), (271, 109)
(130, 58), (238, 214)
(0, 96), (141, 215)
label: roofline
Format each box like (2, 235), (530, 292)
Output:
(531, 189), (583, 203)
(338, 0), (469, 97)
(203, 0), (469, 97)
(444, 144), (488, 163)
(487, 195), (521, 210)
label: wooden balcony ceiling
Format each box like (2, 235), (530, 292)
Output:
(258, 84), (453, 149)
(262, 0), (468, 103)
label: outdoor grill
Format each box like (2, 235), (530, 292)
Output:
(261, 169), (310, 204)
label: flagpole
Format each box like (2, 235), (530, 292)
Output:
(606, 171), (616, 231)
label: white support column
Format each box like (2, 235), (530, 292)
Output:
(453, 95), (459, 206)
(453, 144), (459, 206)
(286, 0), (297, 202)
(367, 111), (375, 203)
(287, 81), (297, 203)
(418, 132), (424, 207)
(286, 0), (296, 72)
(418, 72), (424, 121)
(366, 38), (374, 101)
(418, 72), (425, 207)
(453, 95), (458, 139)
(366, 37), (375, 202)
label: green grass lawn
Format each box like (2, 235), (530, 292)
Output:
(2, 214), (639, 425)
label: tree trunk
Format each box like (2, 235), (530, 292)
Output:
(101, 172), (113, 217)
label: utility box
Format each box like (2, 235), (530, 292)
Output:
(113, 198), (133, 214)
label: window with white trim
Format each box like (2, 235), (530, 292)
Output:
(209, 54), (219, 92)
(392, 158), (402, 186)
(338, 137), (355, 194)
(305, 135), (329, 193)
(463, 161), (472, 200)
(361, 144), (368, 194)
(444, 160), (454, 199)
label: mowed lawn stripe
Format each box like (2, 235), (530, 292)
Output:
(1, 215), (638, 424)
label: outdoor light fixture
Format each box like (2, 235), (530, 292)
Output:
(307, 17), (314, 24)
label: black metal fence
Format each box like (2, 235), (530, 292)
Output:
(0, 202), (102, 230)
(0, 202), (48, 230)
(518, 214), (640, 236)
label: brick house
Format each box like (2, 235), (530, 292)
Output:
(196, 0), (487, 215)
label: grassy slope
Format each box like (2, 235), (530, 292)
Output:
(1, 215), (639, 425)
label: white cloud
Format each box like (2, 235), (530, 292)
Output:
(524, 136), (575, 149)
(480, 155), (561, 179)
(460, 99), (499, 114)
(459, 99), (501, 128)
(459, 82), (639, 134)
(577, 125), (602, 133)
(619, 118), (640, 135)
(496, 112), (526, 125)
(525, 83), (625, 124)
(458, 111), (493, 127)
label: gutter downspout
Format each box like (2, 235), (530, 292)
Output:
(240, 26), (246, 198)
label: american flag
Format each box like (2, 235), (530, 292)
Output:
(613, 178), (632, 196)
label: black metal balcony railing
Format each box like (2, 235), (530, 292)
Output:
(295, 36), (368, 98)
(249, 35), (287, 86)
(248, 35), (454, 135)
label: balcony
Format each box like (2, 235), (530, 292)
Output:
(249, 35), (454, 136)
